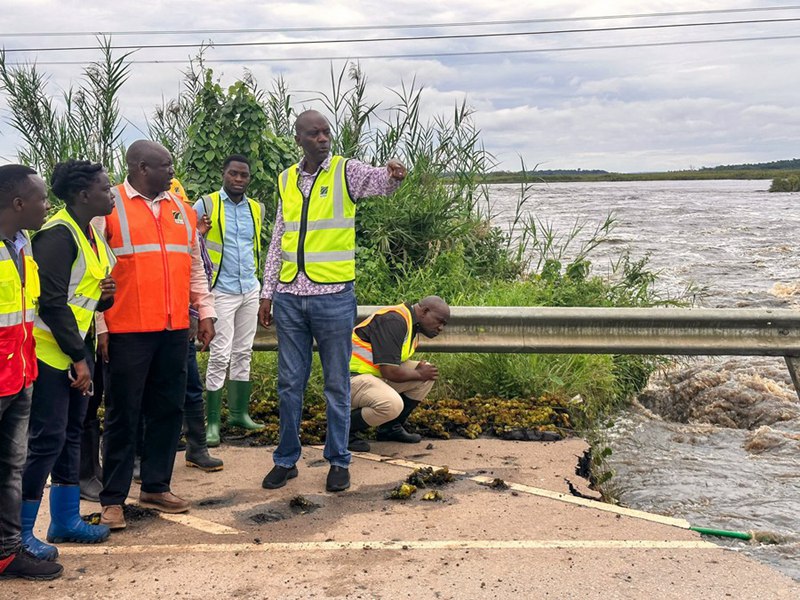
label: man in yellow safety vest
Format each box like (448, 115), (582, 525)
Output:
(348, 297), (450, 452)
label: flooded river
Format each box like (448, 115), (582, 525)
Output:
(489, 180), (800, 580)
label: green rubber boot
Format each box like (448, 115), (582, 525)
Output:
(205, 388), (223, 447)
(227, 380), (263, 430)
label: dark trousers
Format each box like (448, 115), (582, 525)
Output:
(0, 386), (32, 556)
(185, 340), (204, 421)
(100, 329), (188, 506)
(84, 353), (105, 426)
(22, 353), (94, 500)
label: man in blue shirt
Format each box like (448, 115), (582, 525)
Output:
(193, 155), (265, 446)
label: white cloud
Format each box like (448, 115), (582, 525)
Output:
(0, 0), (798, 171)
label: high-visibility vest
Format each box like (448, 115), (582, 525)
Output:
(33, 208), (116, 369)
(350, 304), (418, 376)
(199, 191), (264, 288)
(0, 231), (39, 395)
(169, 178), (188, 202)
(278, 156), (356, 283)
(101, 184), (195, 333)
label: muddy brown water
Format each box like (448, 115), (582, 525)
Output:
(490, 181), (800, 580)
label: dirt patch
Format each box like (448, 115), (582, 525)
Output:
(249, 510), (286, 524)
(197, 493), (238, 508)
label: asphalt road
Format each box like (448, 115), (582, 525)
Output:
(5, 438), (798, 599)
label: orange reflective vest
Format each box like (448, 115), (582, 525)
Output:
(350, 304), (418, 376)
(0, 232), (39, 395)
(101, 184), (196, 333)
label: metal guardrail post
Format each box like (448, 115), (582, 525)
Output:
(251, 306), (800, 399)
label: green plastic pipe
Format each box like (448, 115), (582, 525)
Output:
(689, 526), (752, 540)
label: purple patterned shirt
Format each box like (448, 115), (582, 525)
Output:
(260, 156), (400, 299)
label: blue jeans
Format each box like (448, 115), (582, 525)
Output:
(0, 386), (32, 556)
(273, 287), (356, 469)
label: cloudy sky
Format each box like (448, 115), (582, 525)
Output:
(0, 0), (798, 172)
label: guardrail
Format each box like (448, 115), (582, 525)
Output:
(253, 306), (800, 399)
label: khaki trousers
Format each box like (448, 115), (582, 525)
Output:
(350, 360), (434, 427)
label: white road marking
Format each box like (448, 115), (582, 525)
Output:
(156, 512), (241, 534)
(59, 538), (718, 555)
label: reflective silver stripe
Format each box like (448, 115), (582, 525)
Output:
(282, 250), (355, 263)
(307, 217), (354, 231)
(164, 244), (191, 254)
(205, 240), (223, 253)
(33, 317), (50, 332)
(116, 242), (190, 256)
(280, 169), (290, 192)
(72, 294), (98, 311)
(24, 307), (34, 322)
(352, 345), (373, 363)
(111, 187), (135, 255)
(0, 311), (23, 327)
(284, 218), (354, 233)
(332, 157), (346, 219)
(114, 243), (163, 256)
(34, 316), (91, 337)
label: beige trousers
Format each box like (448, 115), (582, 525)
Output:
(350, 360), (435, 426)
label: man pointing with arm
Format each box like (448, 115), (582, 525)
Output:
(258, 110), (407, 492)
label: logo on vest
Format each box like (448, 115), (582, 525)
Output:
(319, 185), (329, 198)
(172, 211), (185, 225)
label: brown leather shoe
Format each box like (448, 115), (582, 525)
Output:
(100, 505), (127, 530)
(138, 491), (190, 514)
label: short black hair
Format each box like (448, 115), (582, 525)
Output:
(50, 160), (105, 205)
(223, 154), (250, 170)
(0, 164), (38, 208)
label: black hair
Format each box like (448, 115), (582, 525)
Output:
(0, 164), (38, 208)
(223, 154), (250, 170)
(50, 160), (105, 204)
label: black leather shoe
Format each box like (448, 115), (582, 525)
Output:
(375, 424), (422, 443)
(261, 465), (298, 489)
(326, 466), (350, 492)
(348, 435), (371, 453)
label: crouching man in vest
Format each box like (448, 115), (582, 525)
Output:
(94, 141), (216, 530)
(259, 109), (408, 493)
(348, 297), (450, 452)
(21, 160), (117, 559)
(0, 165), (62, 581)
(194, 155), (265, 446)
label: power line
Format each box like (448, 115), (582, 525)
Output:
(10, 34), (799, 66)
(2, 5), (799, 38)
(2, 17), (799, 54)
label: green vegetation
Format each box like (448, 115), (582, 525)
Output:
(485, 158), (800, 184)
(0, 39), (130, 191)
(1, 43), (680, 445)
(483, 168), (795, 184)
(769, 173), (800, 192)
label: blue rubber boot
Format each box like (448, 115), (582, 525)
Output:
(46, 484), (110, 544)
(20, 500), (59, 561)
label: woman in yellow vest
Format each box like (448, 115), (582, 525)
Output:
(20, 160), (117, 559)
